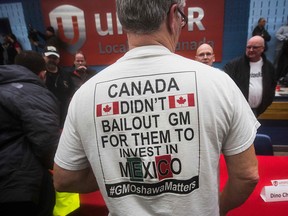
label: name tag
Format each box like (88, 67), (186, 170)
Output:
(260, 179), (288, 202)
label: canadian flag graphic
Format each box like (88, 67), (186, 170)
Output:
(169, 93), (195, 108)
(96, 102), (119, 117)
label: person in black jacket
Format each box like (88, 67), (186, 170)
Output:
(70, 50), (96, 94)
(43, 46), (74, 128)
(223, 36), (277, 117)
(276, 40), (288, 83)
(252, 18), (271, 51)
(0, 51), (61, 216)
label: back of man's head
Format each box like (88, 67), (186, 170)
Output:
(116, 0), (185, 34)
(15, 51), (46, 75)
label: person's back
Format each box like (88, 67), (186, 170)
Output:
(53, 1), (259, 215)
(0, 51), (60, 215)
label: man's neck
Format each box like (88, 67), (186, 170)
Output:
(126, 25), (177, 52)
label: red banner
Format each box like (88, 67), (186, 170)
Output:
(41, 0), (224, 66)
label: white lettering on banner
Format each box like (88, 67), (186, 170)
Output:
(94, 72), (200, 197)
(187, 7), (205, 31)
(98, 37), (215, 55)
(93, 7), (205, 36)
(50, 5), (205, 38)
(99, 42), (128, 54)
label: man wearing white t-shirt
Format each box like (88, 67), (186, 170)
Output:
(53, 1), (260, 216)
(224, 36), (277, 117)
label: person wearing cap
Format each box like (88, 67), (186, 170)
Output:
(195, 43), (215, 66)
(0, 50), (60, 215)
(43, 46), (74, 128)
(30, 26), (60, 50)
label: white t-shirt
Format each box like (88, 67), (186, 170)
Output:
(249, 59), (263, 108)
(55, 46), (260, 216)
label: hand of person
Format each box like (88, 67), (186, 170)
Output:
(76, 66), (87, 73)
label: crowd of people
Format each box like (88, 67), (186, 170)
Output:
(0, 1), (288, 215)
(194, 18), (287, 118)
(0, 33), (23, 65)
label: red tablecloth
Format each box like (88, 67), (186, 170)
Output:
(220, 155), (288, 216)
(80, 155), (288, 216)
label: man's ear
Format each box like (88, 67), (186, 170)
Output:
(167, 4), (178, 34)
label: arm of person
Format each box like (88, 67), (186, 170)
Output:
(263, 29), (271, 41)
(18, 90), (60, 169)
(15, 47), (21, 54)
(275, 27), (286, 41)
(219, 145), (259, 216)
(36, 30), (47, 41)
(223, 58), (239, 79)
(53, 163), (99, 193)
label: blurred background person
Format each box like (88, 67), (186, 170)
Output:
(195, 43), (215, 66)
(274, 20), (288, 68)
(2, 33), (22, 64)
(252, 17), (271, 51)
(43, 46), (74, 128)
(0, 50), (60, 216)
(223, 36), (277, 117)
(70, 50), (97, 94)
(276, 39), (288, 85)
(30, 26), (60, 50)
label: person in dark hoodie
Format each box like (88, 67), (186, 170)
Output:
(0, 50), (60, 216)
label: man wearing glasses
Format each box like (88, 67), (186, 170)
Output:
(195, 43), (215, 66)
(224, 36), (276, 117)
(53, 1), (259, 216)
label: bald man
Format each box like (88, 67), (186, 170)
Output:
(195, 43), (215, 66)
(223, 36), (276, 117)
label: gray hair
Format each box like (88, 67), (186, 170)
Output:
(116, 0), (185, 34)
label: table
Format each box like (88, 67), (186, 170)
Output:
(258, 101), (288, 120)
(79, 156), (288, 216)
(220, 155), (288, 216)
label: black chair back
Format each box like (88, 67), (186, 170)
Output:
(254, 134), (273, 155)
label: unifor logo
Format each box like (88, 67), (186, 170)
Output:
(49, 5), (86, 54)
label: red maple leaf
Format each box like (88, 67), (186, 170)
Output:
(103, 104), (112, 113)
(177, 96), (186, 105)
